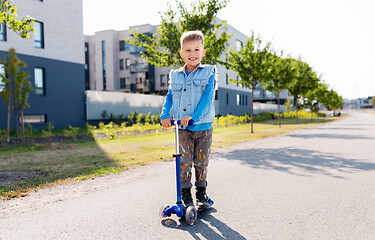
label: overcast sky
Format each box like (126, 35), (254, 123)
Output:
(82, 0), (375, 100)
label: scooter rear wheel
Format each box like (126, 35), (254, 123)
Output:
(185, 206), (197, 225)
(159, 204), (171, 220)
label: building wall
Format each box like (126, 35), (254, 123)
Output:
(0, 0), (85, 129)
(0, 52), (85, 128)
(0, 0), (84, 64)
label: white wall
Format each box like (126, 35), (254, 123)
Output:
(86, 90), (165, 120)
(1, 0), (84, 64)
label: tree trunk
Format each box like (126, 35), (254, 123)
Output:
(295, 96), (299, 124)
(278, 93), (281, 128)
(310, 103), (313, 121)
(20, 109), (25, 140)
(11, 82), (18, 138)
(7, 102), (10, 142)
(251, 87), (254, 133)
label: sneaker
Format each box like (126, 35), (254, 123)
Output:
(181, 187), (195, 208)
(196, 187), (211, 209)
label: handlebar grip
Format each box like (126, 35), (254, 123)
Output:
(160, 119), (194, 126)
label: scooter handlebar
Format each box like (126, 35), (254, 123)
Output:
(171, 119), (194, 126)
(160, 119), (194, 126)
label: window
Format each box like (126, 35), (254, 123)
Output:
(119, 40), (130, 51)
(160, 74), (166, 87)
(254, 89), (261, 98)
(245, 95), (248, 106)
(34, 21), (44, 48)
(119, 59), (124, 70)
(215, 90), (218, 100)
(236, 39), (243, 51)
(125, 58), (130, 69)
(226, 73), (228, 85)
(226, 93), (229, 105)
(119, 40), (125, 51)
(34, 68), (45, 95)
(120, 77), (131, 89)
(23, 115), (46, 124)
(237, 94), (240, 106)
(0, 22), (6, 41)
(265, 90), (275, 99)
(120, 78), (126, 88)
(236, 76), (239, 87)
(0, 64), (5, 91)
(102, 40), (106, 89)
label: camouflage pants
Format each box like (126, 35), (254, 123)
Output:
(179, 128), (213, 188)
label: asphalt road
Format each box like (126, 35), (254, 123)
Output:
(1, 111), (375, 239)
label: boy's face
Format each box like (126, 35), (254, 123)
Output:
(179, 40), (206, 71)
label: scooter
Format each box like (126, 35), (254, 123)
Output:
(159, 119), (214, 225)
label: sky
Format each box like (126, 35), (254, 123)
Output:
(82, 0), (375, 100)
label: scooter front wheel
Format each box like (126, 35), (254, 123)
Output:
(159, 204), (171, 220)
(185, 206), (197, 225)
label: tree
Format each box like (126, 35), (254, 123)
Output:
(287, 59), (317, 124)
(325, 89), (343, 115)
(127, 0), (231, 67)
(222, 32), (272, 133)
(0, 48), (33, 140)
(0, 0), (34, 38)
(303, 75), (323, 121)
(313, 82), (329, 119)
(264, 52), (294, 127)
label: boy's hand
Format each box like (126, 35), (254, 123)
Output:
(181, 116), (192, 127)
(161, 118), (173, 128)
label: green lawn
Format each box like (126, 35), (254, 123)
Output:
(0, 116), (340, 200)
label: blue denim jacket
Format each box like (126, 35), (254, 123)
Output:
(161, 63), (216, 129)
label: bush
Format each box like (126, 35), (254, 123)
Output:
(253, 112), (273, 122)
(63, 125), (79, 141)
(42, 122), (54, 138)
(136, 113), (145, 124)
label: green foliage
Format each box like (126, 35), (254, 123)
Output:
(100, 110), (108, 120)
(126, 111), (137, 125)
(221, 32), (272, 132)
(372, 97), (375, 106)
(0, 0), (34, 38)
(136, 113), (145, 124)
(24, 124), (32, 138)
(0, 48), (33, 138)
(63, 125), (79, 141)
(283, 98), (293, 114)
(254, 112), (274, 122)
(127, 0), (231, 67)
(41, 122), (54, 138)
(0, 129), (6, 142)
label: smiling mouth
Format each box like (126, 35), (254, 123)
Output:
(189, 57), (197, 61)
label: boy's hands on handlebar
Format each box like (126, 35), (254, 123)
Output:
(161, 118), (173, 128)
(181, 116), (192, 127)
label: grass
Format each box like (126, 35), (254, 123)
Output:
(0, 116), (340, 200)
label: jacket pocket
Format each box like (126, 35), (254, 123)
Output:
(193, 78), (208, 86)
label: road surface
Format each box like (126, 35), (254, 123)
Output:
(1, 111), (375, 239)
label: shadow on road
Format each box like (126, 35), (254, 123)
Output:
(218, 147), (375, 178)
(161, 208), (246, 239)
(288, 133), (373, 140)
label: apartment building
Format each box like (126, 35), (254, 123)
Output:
(85, 24), (171, 94)
(0, 0), (86, 128)
(85, 20), (288, 117)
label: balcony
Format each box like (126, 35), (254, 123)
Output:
(130, 63), (148, 73)
(131, 80), (150, 93)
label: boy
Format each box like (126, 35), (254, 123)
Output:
(161, 30), (216, 209)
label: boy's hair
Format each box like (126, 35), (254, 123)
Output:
(180, 30), (204, 49)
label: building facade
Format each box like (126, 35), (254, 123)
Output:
(85, 20), (289, 117)
(85, 24), (171, 95)
(0, 0), (86, 128)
